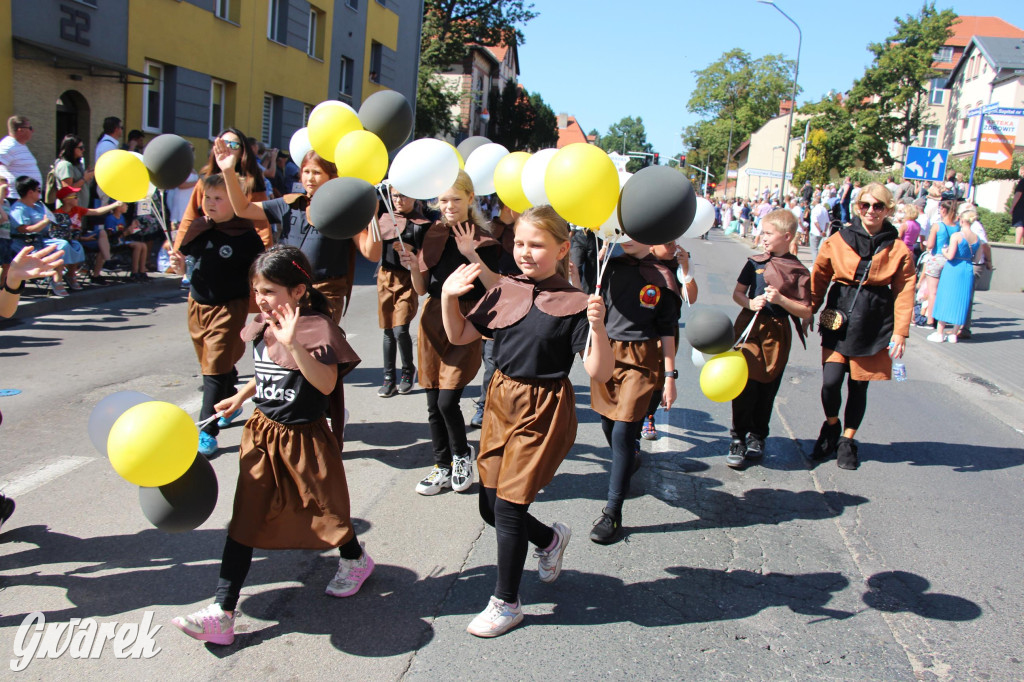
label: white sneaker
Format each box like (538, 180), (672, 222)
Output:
(926, 332), (945, 343)
(325, 544), (375, 598)
(451, 446), (475, 493)
(415, 465), (451, 495)
(171, 603), (235, 645)
(535, 522), (571, 583)
(946, 334), (957, 344)
(466, 595), (523, 638)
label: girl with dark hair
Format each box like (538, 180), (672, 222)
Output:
(215, 142), (381, 324)
(174, 128), (274, 249)
(53, 135), (93, 209)
(172, 245), (371, 647)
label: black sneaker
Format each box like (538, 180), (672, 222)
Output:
(836, 437), (859, 470)
(589, 508), (622, 545)
(377, 375), (397, 398)
(470, 402), (484, 428)
(397, 368), (414, 394)
(745, 434), (765, 461)
(725, 438), (746, 469)
(811, 420), (842, 461)
(0, 494), (15, 533)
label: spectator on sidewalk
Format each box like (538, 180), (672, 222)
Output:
(1012, 165), (1023, 246)
(94, 117), (123, 204)
(958, 207), (993, 340)
(8, 176), (70, 296)
(0, 116), (42, 200)
(125, 129), (145, 153)
(920, 199), (959, 327)
(897, 203), (922, 263)
(809, 196), (830, 258)
(52, 186), (121, 289)
(929, 209), (980, 344)
(52, 134), (94, 210)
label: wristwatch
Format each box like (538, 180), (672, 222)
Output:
(666, 369), (678, 379)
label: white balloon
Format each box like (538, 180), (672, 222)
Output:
(691, 347), (711, 368)
(289, 127), (312, 165)
(464, 143), (509, 196)
(596, 171), (632, 242)
(88, 391), (154, 457)
(680, 197), (715, 241)
(521, 148), (558, 207)
(389, 138), (461, 200)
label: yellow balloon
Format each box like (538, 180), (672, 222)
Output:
(493, 151), (532, 213)
(699, 350), (749, 403)
(307, 101), (362, 162)
(446, 142), (465, 169)
(95, 150), (151, 202)
(544, 143), (619, 228)
(334, 130), (388, 185)
(107, 401), (199, 487)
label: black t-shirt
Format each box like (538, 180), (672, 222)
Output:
(252, 337), (329, 423)
(737, 258), (789, 318)
(181, 227), (264, 305)
(1013, 178), (1024, 225)
(426, 236), (502, 301)
(601, 257), (682, 341)
(472, 304), (589, 380)
(263, 197), (351, 281)
(381, 220), (428, 271)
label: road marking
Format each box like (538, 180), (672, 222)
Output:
(0, 456), (94, 497)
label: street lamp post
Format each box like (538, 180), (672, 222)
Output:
(757, 0), (801, 200)
(770, 145), (783, 199)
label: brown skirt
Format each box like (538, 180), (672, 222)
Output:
(187, 297), (249, 375)
(228, 409), (354, 550)
(822, 346), (892, 381)
(478, 369), (578, 505)
(591, 339), (662, 422)
(417, 296), (481, 390)
(735, 309), (792, 383)
(313, 275), (351, 325)
(377, 266), (419, 328)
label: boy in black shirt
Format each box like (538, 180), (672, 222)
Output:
(172, 173), (265, 456)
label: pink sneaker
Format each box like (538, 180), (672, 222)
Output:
(171, 603), (234, 645)
(325, 544), (374, 597)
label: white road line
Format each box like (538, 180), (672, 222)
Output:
(0, 456), (94, 497)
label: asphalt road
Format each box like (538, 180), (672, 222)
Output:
(1, 232), (1022, 680)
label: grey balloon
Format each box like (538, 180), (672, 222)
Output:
(618, 166), (697, 245)
(308, 177), (378, 240)
(139, 454), (218, 533)
(456, 136), (491, 161)
(685, 306), (736, 355)
(358, 90), (414, 151)
(143, 134), (195, 190)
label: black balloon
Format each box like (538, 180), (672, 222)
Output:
(618, 166), (697, 245)
(358, 90), (413, 152)
(142, 134), (195, 190)
(456, 136), (491, 162)
(139, 454), (218, 533)
(308, 177), (378, 240)
(685, 306), (736, 355)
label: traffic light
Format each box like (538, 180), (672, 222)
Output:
(679, 154), (686, 167)
(653, 152), (660, 165)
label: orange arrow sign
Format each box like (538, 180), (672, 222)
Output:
(978, 133), (1014, 170)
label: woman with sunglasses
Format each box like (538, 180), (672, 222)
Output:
(214, 141), (380, 324)
(174, 128), (274, 250)
(53, 134), (94, 209)
(808, 183), (916, 470)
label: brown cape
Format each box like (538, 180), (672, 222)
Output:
(378, 207), (430, 241)
(466, 274), (590, 330)
(490, 218), (516, 254)
(177, 215), (257, 248)
(241, 311), (361, 450)
(748, 251), (812, 347)
(418, 220), (499, 270)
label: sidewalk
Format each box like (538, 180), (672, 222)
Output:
(729, 232), (1024, 401)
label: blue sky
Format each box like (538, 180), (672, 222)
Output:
(516, 1), (1024, 158)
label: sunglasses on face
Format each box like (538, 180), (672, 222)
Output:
(859, 201), (887, 212)
(17, 126), (33, 131)
(223, 140), (241, 150)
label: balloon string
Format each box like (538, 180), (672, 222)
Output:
(148, 189), (175, 249)
(195, 413), (220, 429)
(375, 183), (400, 247)
(583, 235), (619, 361)
(733, 310), (759, 350)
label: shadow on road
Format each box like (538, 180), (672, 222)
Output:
(854, 441), (1024, 473)
(863, 570), (982, 621)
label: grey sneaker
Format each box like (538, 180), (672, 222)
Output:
(377, 375), (397, 398)
(535, 522), (571, 583)
(745, 434), (765, 461)
(397, 368), (414, 394)
(725, 438), (746, 469)
(415, 465), (451, 495)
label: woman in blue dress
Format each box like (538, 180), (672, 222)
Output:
(928, 211), (980, 343)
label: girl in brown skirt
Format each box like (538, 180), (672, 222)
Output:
(397, 170), (502, 495)
(376, 188), (430, 396)
(172, 246), (370, 646)
(590, 236), (683, 544)
(442, 206), (613, 637)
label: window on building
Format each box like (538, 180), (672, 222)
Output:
(215, 0), (239, 23)
(922, 125), (939, 148)
(262, 94), (274, 145)
(928, 78), (945, 106)
(369, 42), (382, 84)
(267, 0), (285, 42)
(933, 46), (953, 62)
(346, 0), (358, 9)
(303, 105), (312, 126)
(307, 7), (325, 59)
(210, 80), (225, 139)
(339, 56), (354, 99)
(143, 62), (163, 133)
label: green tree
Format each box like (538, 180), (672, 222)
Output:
(414, 66), (459, 138)
(848, 3), (957, 166)
(792, 128), (830, 185)
(486, 81), (557, 151)
(527, 92), (559, 150)
(681, 48), (798, 181)
(420, 0), (537, 70)
(597, 116), (653, 172)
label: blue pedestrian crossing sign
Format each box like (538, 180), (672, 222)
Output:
(903, 146), (948, 182)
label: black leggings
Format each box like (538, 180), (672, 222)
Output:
(821, 362), (869, 431)
(200, 369), (238, 436)
(214, 534), (362, 611)
(478, 487), (555, 604)
(382, 324), (414, 376)
(601, 417), (643, 516)
(425, 388), (469, 468)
